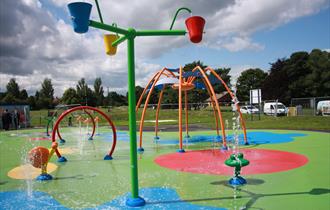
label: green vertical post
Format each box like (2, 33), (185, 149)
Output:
(125, 29), (145, 206)
(127, 33), (138, 197)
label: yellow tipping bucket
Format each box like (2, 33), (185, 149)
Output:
(104, 34), (118, 56)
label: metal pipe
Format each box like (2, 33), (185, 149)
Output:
(178, 66), (183, 150)
(138, 68), (168, 148)
(94, 0), (104, 23)
(205, 67), (248, 144)
(155, 86), (165, 137)
(185, 90), (189, 137)
(127, 37), (139, 198)
(170, 7), (192, 30)
(193, 66), (227, 147)
(136, 30), (186, 36)
(112, 35), (128, 47)
(89, 20), (128, 35)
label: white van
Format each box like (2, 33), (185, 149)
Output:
(264, 102), (288, 116)
(316, 100), (330, 116)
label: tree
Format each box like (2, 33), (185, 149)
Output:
(6, 78), (20, 98)
(40, 78), (54, 99)
(135, 86), (144, 103)
(1, 93), (16, 104)
(262, 49), (330, 104)
(27, 96), (36, 110)
(210, 68), (232, 93)
(262, 58), (289, 103)
(236, 68), (267, 102)
(76, 78), (97, 106)
(20, 89), (28, 100)
(76, 78), (88, 105)
(0, 79), (27, 104)
(39, 78), (54, 108)
(106, 91), (127, 106)
(182, 61), (209, 104)
(183, 60), (207, 71)
(94, 78), (104, 106)
(61, 88), (79, 105)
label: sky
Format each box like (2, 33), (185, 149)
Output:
(0, 0), (329, 97)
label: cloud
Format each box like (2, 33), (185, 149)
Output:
(217, 36), (264, 52)
(0, 0), (328, 97)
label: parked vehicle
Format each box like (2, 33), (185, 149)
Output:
(264, 102), (288, 116)
(316, 100), (330, 116)
(240, 105), (259, 114)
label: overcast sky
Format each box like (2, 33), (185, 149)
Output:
(0, 0), (329, 96)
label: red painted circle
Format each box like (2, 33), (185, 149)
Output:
(154, 149), (308, 175)
(30, 137), (51, 141)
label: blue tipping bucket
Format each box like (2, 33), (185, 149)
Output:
(68, 2), (92, 34)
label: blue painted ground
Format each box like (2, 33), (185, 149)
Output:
(90, 187), (226, 209)
(0, 191), (68, 210)
(100, 131), (130, 142)
(0, 188), (225, 210)
(154, 131), (306, 145)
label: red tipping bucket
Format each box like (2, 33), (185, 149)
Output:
(185, 16), (205, 43)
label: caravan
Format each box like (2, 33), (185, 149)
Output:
(316, 100), (330, 116)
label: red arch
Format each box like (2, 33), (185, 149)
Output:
(51, 106), (117, 159)
(56, 109), (96, 141)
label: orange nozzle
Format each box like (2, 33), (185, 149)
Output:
(94, 116), (100, 122)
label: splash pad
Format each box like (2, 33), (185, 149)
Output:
(1, 129), (329, 209)
(154, 148), (309, 175)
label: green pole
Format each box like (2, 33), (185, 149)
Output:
(126, 29), (140, 199)
(136, 30), (186, 36)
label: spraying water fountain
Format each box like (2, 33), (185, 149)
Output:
(225, 88), (250, 186)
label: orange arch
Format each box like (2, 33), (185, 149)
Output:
(137, 68), (174, 149)
(136, 69), (176, 111)
(189, 66), (227, 148)
(205, 67), (248, 144)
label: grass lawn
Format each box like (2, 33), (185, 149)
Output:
(29, 106), (330, 131)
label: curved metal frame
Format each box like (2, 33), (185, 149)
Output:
(136, 69), (176, 111)
(46, 104), (81, 136)
(51, 106), (117, 159)
(136, 66), (248, 151)
(155, 85), (166, 138)
(56, 109), (96, 142)
(205, 67), (248, 144)
(189, 66), (227, 149)
(137, 68), (174, 149)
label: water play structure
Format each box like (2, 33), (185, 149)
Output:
(66, 0), (208, 206)
(136, 66), (249, 152)
(2, 2), (328, 209)
(45, 104), (81, 137)
(28, 142), (58, 181)
(51, 106), (117, 161)
(29, 105), (117, 177)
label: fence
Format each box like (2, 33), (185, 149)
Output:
(291, 96), (330, 116)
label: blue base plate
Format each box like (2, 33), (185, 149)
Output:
(57, 156), (67, 162)
(177, 149), (185, 153)
(126, 196), (146, 207)
(104, 155), (113, 160)
(229, 176), (247, 186)
(36, 173), (53, 181)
